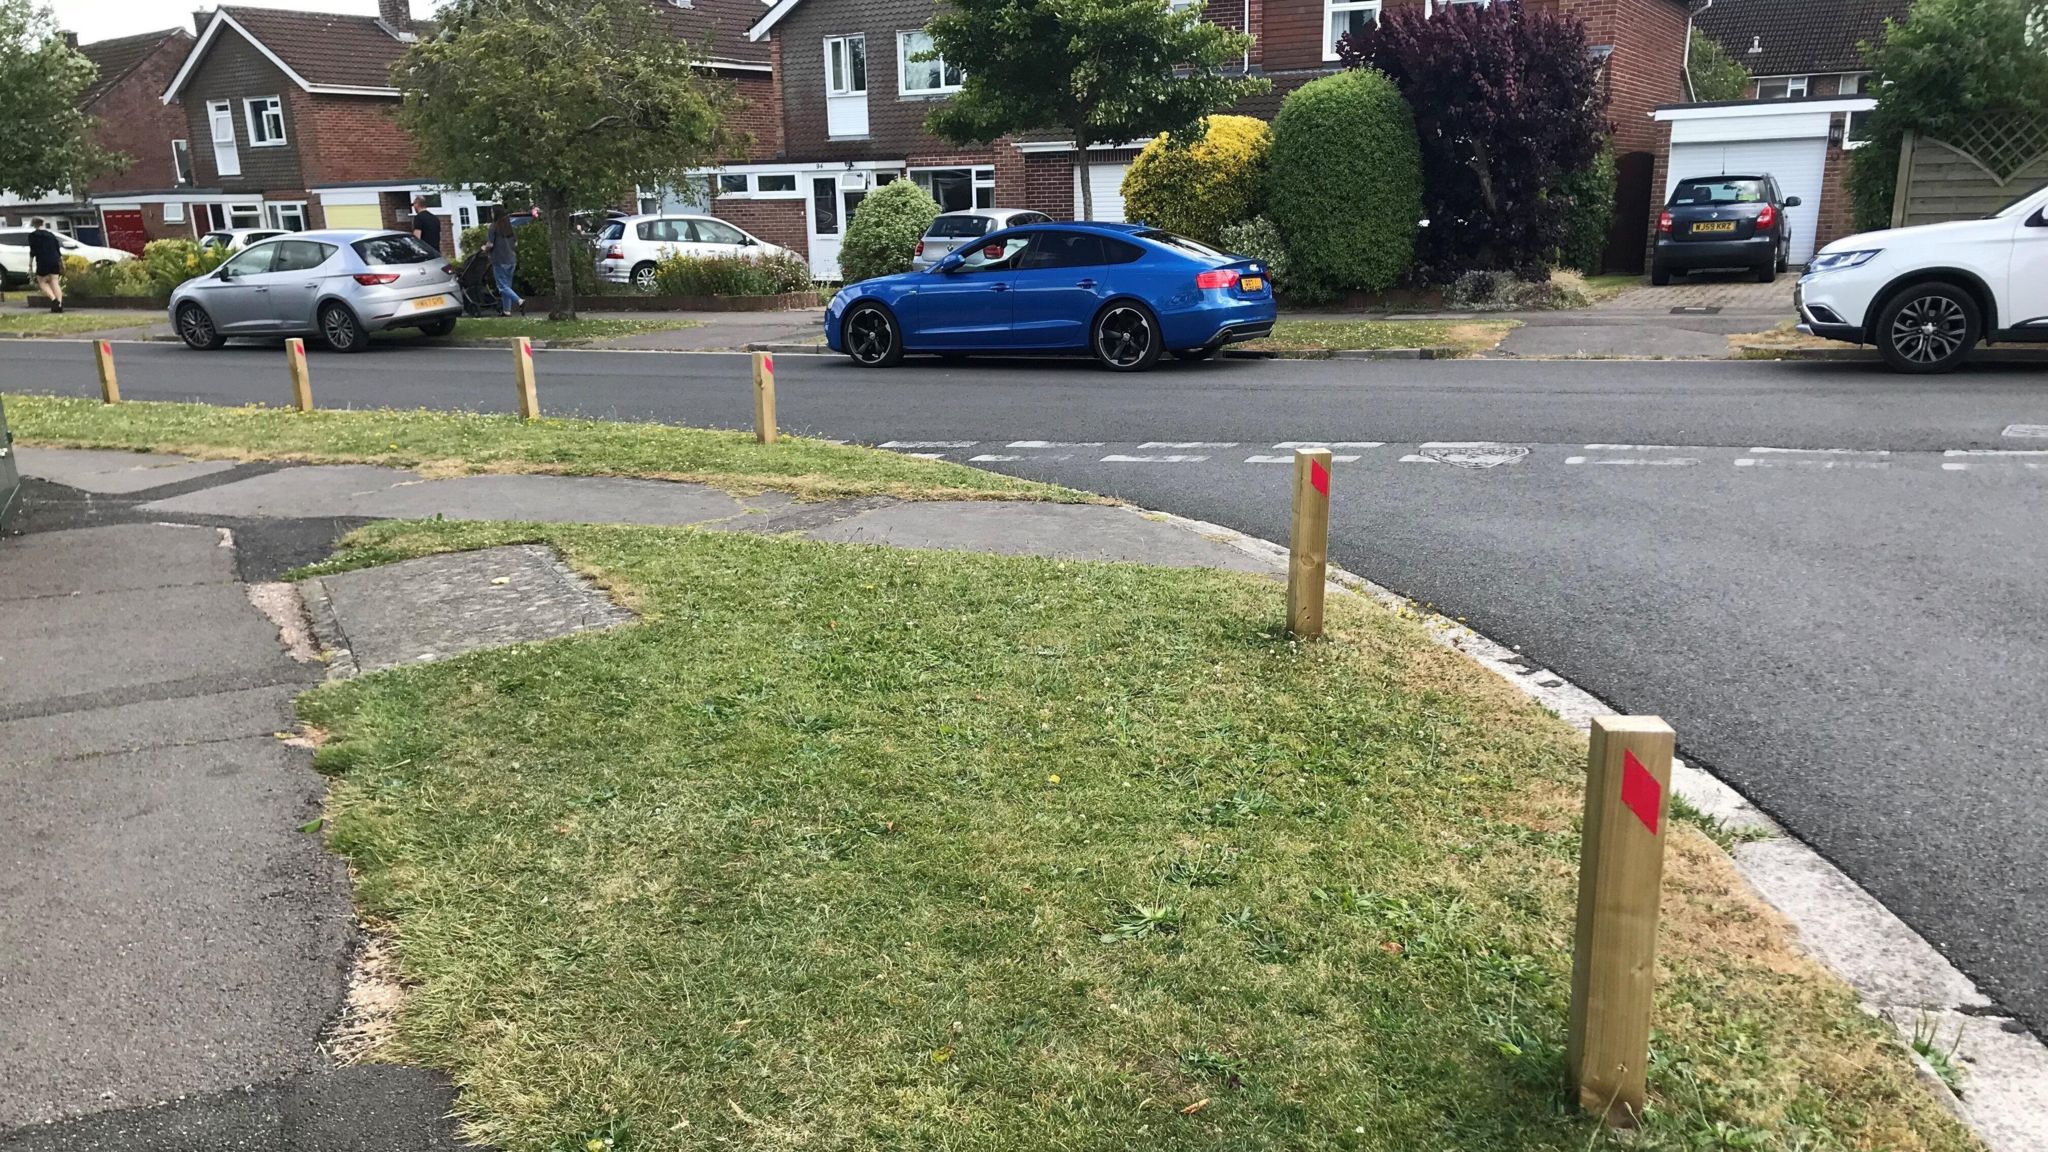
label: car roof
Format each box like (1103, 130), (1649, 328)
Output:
(260, 229), (403, 242)
(617, 212), (720, 223)
(1677, 173), (1769, 181)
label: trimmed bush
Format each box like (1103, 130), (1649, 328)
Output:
(838, 179), (941, 284)
(53, 239), (227, 299)
(1217, 215), (1290, 286)
(457, 220), (599, 296)
(1557, 146), (1617, 275)
(1121, 114), (1271, 247)
(651, 251), (814, 297)
(1266, 69), (1422, 301)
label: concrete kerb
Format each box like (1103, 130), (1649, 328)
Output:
(741, 342), (1457, 361)
(1128, 502), (2048, 1152)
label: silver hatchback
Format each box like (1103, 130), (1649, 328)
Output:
(911, 208), (1054, 270)
(170, 230), (462, 352)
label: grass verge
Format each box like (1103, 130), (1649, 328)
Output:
(0, 310), (156, 336)
(374, 315), (704, 344)
(1, 394), (1085, 503)
(1247, 319), (1515, 356)
(300, 520), (1975, 1152)
(1572, 273), (1643, 305)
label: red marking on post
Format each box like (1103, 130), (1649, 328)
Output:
(99, 341), (111, 356)
(1310, 458), (1330, 497)
(521, 341), (533, 361)
(763, 354), (774, 375)
(1620, 748), (1661, 835)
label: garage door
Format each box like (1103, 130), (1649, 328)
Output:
(321, 203), (383, 230)
(1073, 160), (1128, 223)
(1667, 138), (1828, 264)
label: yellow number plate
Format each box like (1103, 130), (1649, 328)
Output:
(1241, 276), (1265, 292)
(1691, 221), (1736, 234)
(411, 295), (450, 311)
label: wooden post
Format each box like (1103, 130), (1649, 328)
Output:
(1286, 447), (1332, 639)
(285, 337), (312, 412)
(752, 350), (778, 445)
(94, 340), (120, 404)
(1567, 715), (1677, 1126)
(513, 337), (540, 421)
(1891, 129), (1917, 230)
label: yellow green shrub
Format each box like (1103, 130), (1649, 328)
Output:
(1119, 114), (1271, 247)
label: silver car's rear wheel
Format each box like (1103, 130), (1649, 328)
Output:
(321, 303), (367, 353)
(176, 303), (224, 350)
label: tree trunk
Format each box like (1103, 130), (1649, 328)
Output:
(542, 186), (576, 322)
(1074, 132), (1095, 222)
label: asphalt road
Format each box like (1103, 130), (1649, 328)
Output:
(7, 339), (2046, 1036)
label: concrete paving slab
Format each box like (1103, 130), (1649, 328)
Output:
(15, 447), (239, 494)
(0, 685), (300, 767)
(0, 735), (351, 1127)
(0, 522), (232, 601)
(1498, 323), (1734, 359)
(143, 465), (747, 526)
(303, 544), (632, 675)
(806, 502), (1283, 574)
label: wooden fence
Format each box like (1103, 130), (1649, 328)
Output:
(1892, 112), (2048, 226)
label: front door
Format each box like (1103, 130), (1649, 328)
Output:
(805, 174), (869, 281)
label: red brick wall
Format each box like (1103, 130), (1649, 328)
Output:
(1647, 118), (1670, 262)
(84, 33), (193, 197)
(723, 70), (783, 161)
(1816, 138), (1854, 252)
(713, 197), (808, 257)
(295, 95), (416, 187)
(1561, 0), (1688, 156)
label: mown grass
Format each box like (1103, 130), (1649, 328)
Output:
(1248, 319), (1515, 356)
(374, 315), (704, 344)
(299, 520), (1975, 1152)
(0, 310), (156, 336)
(1, 394), (1084, 502)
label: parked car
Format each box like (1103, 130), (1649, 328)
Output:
(825, 222), (1276, 372)
(911, 208), (1055, 271)
(594, 214), (793, 288)
(1653, 174), (1800, 285)
(1796, 181), (2048, 373)
(169, 230), (460, 353)
(0, 229), (134, 286)
(198, 228), (288, 253)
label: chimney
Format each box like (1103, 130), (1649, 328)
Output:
(194, 9), (212, 36)
(61, 30), (77, 49)
(378, 0), (412, 32)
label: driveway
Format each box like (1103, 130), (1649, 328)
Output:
(1496, 270), (1797, 358)
(1590, 270), (1798, 314)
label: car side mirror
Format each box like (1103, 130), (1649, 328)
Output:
(741, 236), (756, 246)
(1783, 196), (1803, 208)
(215, 267), (232, 281)
(935, 252), (965, 273)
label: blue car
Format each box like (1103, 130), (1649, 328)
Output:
(824, 222), (1276, 371)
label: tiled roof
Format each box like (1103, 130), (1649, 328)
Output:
(652, 0), (772, 66)
(78, 27), (190, 106)
(218, 6), (410, 90)
(1694, 0), (1911, 78)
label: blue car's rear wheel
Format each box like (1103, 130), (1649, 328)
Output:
(844, 302), (902, 367)
(1092, 302), (1161, 372)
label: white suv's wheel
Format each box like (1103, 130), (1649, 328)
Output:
(1876, 282), (1979, 374)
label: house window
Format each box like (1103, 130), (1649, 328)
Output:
(245, 96), (286, 146)
(826, 35), (866, 97)
(265, 202), (308, 231)
(1324, 0), (1381, 60)
(1839, 72), (1868, 95)
(164, 201), (185, 223)
(207, 100), (240, 177)
(757, 173), (798, 193)
(910, 166), (995, 212)
(228, 202), (263, 229)
(172, 139), (192, 186)
(718, 174), (749, 194)
(898, 31), (963, 95)
(1756, 75), (1809, 99)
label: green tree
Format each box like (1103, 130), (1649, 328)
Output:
(1848, 0), (2048, 229)
(923, 0), (1268, 221)
(1266, 69), (1422, 300)
(839, 179), (941, 284)
(398, 0), (737, 319)
(1687, 27), (1750, 102)
(0, 0), (120, 200)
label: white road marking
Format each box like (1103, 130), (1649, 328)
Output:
(1944, 450), (2048, 471)
(1747, 446), (1890, 456)
(1567, 457), (1701, 466)
(1735, 458), (1889, 469)
(904, 452), (948, 460)
(2002, 424), (2048, 439)
(970, 454), (1026, 462)
(1944, 449), (2048, 457)
(1006, 440), (1105, 448)
(1245, 454), (1362, 464)
(1271, 441), (1386, 449)
(1103, 454), (1208, 463)
(1138, 441), (1237, 449)
(882, 440), (977, 448)
(1582, 443), (1679, 450)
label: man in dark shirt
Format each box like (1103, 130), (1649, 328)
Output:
(27, 219), (64, 313)
(410, 197), (442, 253)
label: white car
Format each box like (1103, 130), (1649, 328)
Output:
(199, 228), (289, 253)
(594, 213), (793, 289)
(1797, 180), (2048, 372)
(0, 228), (134, 285)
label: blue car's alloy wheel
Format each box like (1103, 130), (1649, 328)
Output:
(1092, 303), (1159, 372)
(845, 303), (901, 367)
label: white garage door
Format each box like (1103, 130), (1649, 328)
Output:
(1667, 138), (1828, 265)
(1073, 160), (1128, 223)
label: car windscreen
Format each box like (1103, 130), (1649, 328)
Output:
(352, 234), (440, 266)
(1670, 178), (1767, 206)
(927, 215), (992, 239)
(597, 222), (624, 241)
(1134, 230), (1226, 259)
(0, 231), (29, 247)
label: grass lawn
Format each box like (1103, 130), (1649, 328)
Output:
(298, 520), (1974, 1152)
(1573, 274), (1643, 304)
(1249, 319), (1515, 356)
(1, 394), (1082, 503)
(375, 315), (704, 344)
(0, 310), (156, 336)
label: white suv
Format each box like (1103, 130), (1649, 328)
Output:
(1797, 181), (2048, 372)
(0, 229), (134, 286)
(593, 213), (793, 289)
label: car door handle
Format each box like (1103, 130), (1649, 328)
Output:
(1076, 278), (1097, 289)
(990, 283), (1009, 292)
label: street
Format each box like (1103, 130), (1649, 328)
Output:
(6, 338), (2046, 1036)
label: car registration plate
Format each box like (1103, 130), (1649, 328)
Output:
(1241, 276), (1264, 292)
(411, 295), (450, 311)
(1691, 221), (1737, 234)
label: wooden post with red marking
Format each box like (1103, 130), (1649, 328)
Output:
(94, 340), (120, 404)
(285, 337), (312, 412)
(752, 350), (778, 445)
(1567, 714), (1677, 1126)
(513, 337), (540, 421)
(1286, 447), (1332, 639)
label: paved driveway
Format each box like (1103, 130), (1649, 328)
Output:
(1593, 270), (1798, 314)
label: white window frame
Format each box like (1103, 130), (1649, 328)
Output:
(164, 201), (186, 223)
(207, 100), (240, 177)
(227, 202), (263, 229)
(171, 139), (192, 186)
(1323, 0), (1382, 61)
(825, 34), (866, 98)
(909, 166), (996, 212)
(266, 201), (308, 231)
(244, 96), (287, 147)
(1838, 72), (1869, 95)
(1756, 75), (1809, 100)
(897, 31), (963, 96)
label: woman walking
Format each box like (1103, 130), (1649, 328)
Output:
(484, 215), (524, 316)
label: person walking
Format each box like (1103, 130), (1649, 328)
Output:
(410, 197), (442, 254)
(484, 215), (524, 316)
(27, 219), (64, 313)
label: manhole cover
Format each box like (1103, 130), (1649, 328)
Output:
(1420, 444), (1530, 469)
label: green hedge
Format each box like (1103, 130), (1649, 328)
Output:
(1556, 145), (1616, 275)
(58, 238), (228, 299)
(1121, 115), (1271, 248)
(1267, 70), (1423, 301)
(457, 221), (599, 296)
(839, 180), (940, 284)
(650, 251), (814, 296)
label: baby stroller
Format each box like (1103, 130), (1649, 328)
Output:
(456, 249), (499, 317)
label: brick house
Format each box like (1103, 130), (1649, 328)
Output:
(1646, 0), (1902, 265)
(0, 27), (192, 248)
(718, 0), (1691, 278)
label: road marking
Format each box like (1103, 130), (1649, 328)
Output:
(904, 452), (948, 460)
(1138, 441), (1236, 449)
(1735, 458), (1889, 470)
(1943, 449), (2048, 471)
(1006, 440), (1105, 448)
(1582, 443), (1685, 451)
(1246, 454), (1363, 464)
(1103, 454), (1208, 463)
(1272, 441), (1386, 449)
(970, 454), (1026, 462)
(1566, 457), (1701, 466)
(882, 440), (977, 448)
(1944, 449), (2048, 457)
(2002, 424), (2048, 439)
(1746, 446), (1890, 456)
